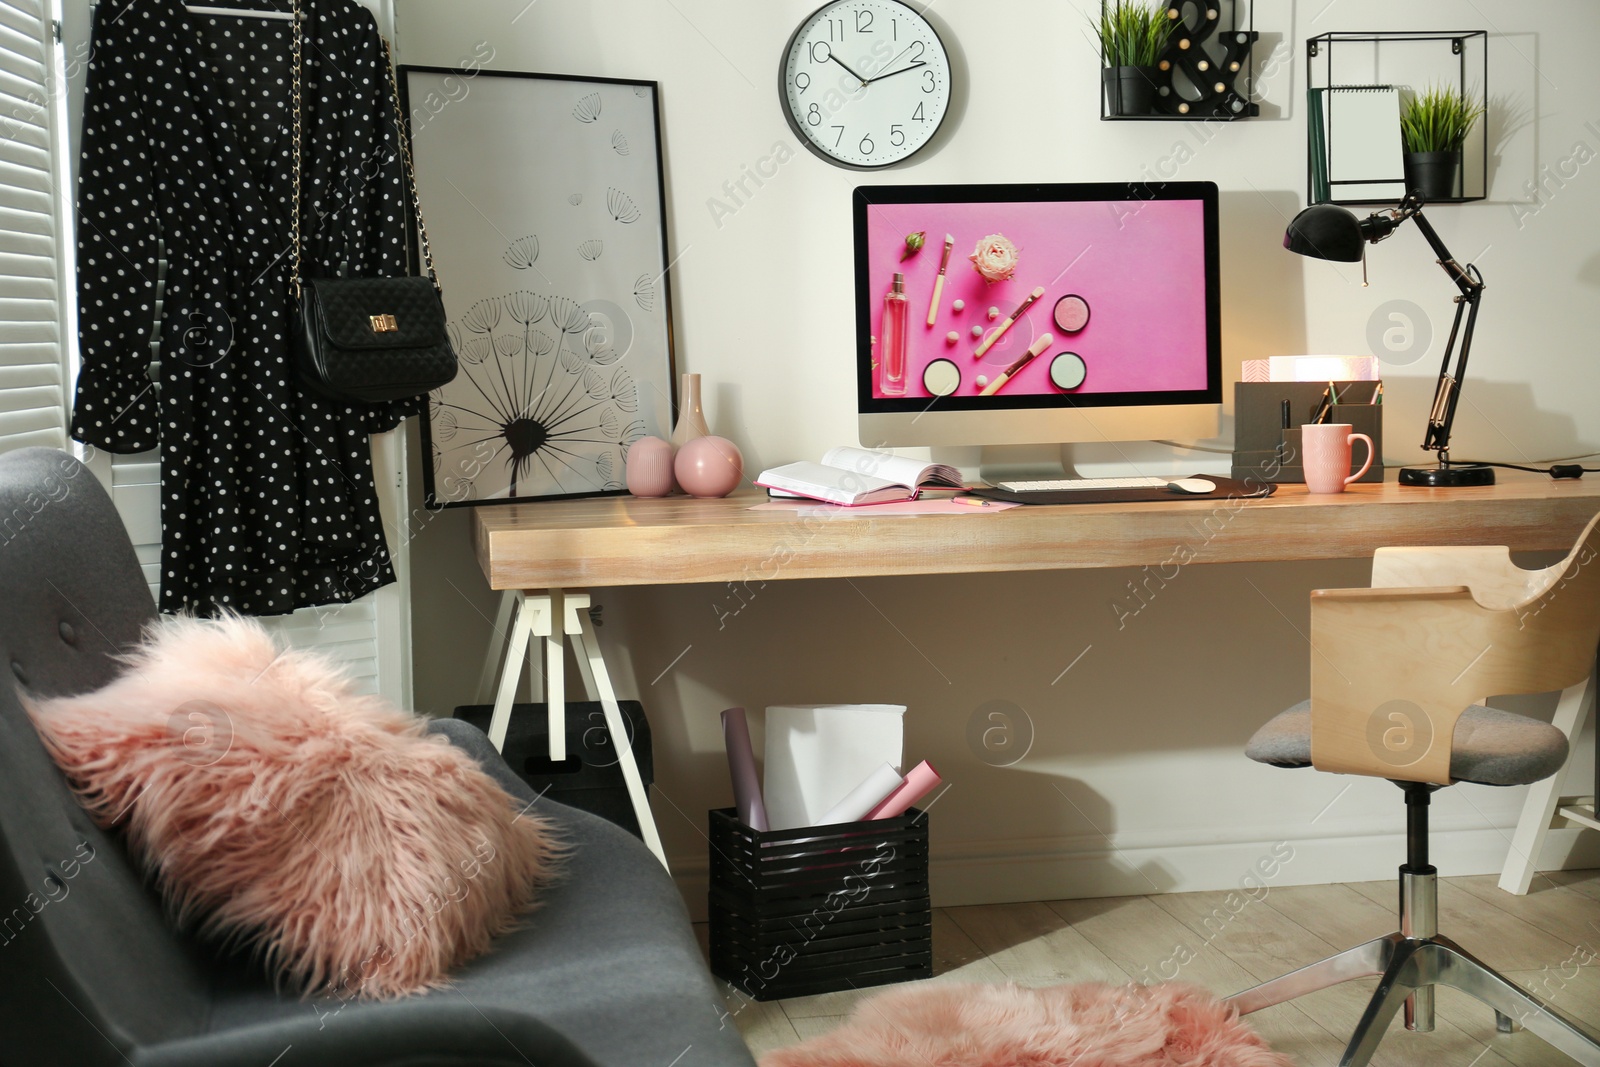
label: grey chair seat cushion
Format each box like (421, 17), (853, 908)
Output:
(1246, 699), (1569, 786)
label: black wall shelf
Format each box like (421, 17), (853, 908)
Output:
(1306, 30), (1488, 206)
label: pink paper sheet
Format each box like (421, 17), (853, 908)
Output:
(748, 499), (1019, 515)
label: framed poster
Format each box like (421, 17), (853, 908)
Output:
(400, 67), (677, 507)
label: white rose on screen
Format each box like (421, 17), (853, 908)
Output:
(970, 234), (1019, 283)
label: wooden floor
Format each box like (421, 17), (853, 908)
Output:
(700, 869), (1600, 1065)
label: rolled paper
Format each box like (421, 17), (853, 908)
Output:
(721, 707), (768, 831)
(866, 759), (942, 819)
(817, 762), (904, 826)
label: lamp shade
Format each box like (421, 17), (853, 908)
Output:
(1283, 204), (1365, 262)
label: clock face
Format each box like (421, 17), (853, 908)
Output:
(780, 0), (952, 169)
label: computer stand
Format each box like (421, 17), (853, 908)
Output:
(933, 443), (1084, 486)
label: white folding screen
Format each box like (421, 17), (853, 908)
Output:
(0, 0), (68, 453)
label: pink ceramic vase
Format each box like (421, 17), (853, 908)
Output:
(625, 437), (676, 497)
(670, 373), (710, 448)
(673, 436), (744, 498)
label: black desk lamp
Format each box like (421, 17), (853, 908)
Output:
(1283, 193), (1493, 487)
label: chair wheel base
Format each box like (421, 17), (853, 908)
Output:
(1226, 932), (1600, 1067)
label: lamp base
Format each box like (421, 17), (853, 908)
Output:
(1398, 464), (1496, 487)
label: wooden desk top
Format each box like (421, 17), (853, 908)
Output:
(472, 474), (1600, 591)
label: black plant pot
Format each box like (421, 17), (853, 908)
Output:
(1403, 150), (1461, 201)
(1103, 66), (1160, 116)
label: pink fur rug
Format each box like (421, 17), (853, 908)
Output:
(760, 981), (1291, 1067)
(26, 614), (561, 999)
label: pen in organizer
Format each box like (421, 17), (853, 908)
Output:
(926, 233), (954, 326)
(978, 332), (1053, 396)
(1310, 381), (1339, 424)
(973, 286), (1045, 359)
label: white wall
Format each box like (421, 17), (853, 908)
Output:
(394, 0), (1600, 916)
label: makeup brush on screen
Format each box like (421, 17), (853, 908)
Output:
(973, 286), (1045, 360)
(926, 233), (953, 326)
(979, 332), (1053, 396)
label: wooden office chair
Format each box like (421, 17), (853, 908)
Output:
(1231, 511), (1600, 1067)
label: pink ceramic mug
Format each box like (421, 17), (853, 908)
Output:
(1301, 422), (1374, 493)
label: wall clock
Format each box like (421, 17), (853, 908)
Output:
(779, 0), (953, 169)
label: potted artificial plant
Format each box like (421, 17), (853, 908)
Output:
(1096, 1), (1173, 117)
(1400, 86), (1486, 201)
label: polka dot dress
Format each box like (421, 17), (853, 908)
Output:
(70, 0), (420, 617)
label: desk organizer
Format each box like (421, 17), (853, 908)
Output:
(708, 807), (932, 1001)
(455, 701), (653, 837)
(1232, 381), (1384, 484)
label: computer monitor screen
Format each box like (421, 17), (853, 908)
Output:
(854, 181), (1221, 447)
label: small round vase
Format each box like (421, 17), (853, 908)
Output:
(625, 436), (676, 497)
(674, 436), (744, 498)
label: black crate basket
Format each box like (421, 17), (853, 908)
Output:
(707, 807), (932, 1001)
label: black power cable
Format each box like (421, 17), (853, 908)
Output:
(1451, 461), (1600, 480)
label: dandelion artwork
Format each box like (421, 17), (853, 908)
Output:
(430, 289), (646, 498)
(402, 68), (676, 506)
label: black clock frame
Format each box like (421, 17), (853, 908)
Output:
(778, 0), (952, 170)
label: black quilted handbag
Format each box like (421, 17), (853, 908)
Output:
(289, 8), (456, 404)
(296, 277), (453, 403)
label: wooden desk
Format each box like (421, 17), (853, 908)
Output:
(473, 475), (1600, 591)
(471, 473), (1600, 882)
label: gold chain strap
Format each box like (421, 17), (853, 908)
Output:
(289, 0), (302, 299)
(288, 0), (439, 301)
(380, 35), (439, 289)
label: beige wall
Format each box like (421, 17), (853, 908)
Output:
(394, 0), (1600, 916)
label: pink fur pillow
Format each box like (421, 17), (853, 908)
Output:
(25, 614), (561, 1000)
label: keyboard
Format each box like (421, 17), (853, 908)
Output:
(994, 476), (1170, 493)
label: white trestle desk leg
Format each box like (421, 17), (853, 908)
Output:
(571, 597), (601, 702)
(1499, 663), (1596, 894)
(476, 590), (520, 706)
(542, 590), (566, 764)
(567, 592), (669, 869)
(487, 591), (533, 752)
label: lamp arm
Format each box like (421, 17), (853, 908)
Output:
(1404, 208), (1482, 300)
(1381, 201), (1485, 461)
(1431, 290), (1482, 458)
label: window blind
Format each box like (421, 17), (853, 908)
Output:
(0, 0), (67, 453)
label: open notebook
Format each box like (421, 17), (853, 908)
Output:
(755, 447), (963, 506)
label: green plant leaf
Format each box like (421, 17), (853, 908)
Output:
(1094, 1), (1174, 68)
(1400, 84), (1486, 153)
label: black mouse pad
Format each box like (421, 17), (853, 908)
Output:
(969, 474), (1277, 506)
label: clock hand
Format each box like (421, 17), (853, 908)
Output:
(863, 60), (926, 85)
(827, 53), (868, 88)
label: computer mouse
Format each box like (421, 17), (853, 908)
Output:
(1168, 477), (1216, 495)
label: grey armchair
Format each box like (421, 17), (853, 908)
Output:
(0, 447), (754, 1067)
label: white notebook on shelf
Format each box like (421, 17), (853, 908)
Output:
(1323, 86), (1406, 202)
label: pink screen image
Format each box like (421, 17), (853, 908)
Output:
(865, 199), (1209, 400)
